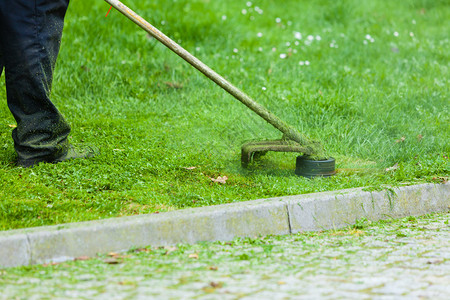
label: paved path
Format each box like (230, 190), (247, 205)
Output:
(1, 213), (448, 299)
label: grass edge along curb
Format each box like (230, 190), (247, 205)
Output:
(1, 182), (449, 269)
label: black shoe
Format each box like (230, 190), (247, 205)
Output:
(17, 145), (96, 168)
(52, 145), (96, 164)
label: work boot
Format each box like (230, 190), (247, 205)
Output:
(17, 145), (96, 168)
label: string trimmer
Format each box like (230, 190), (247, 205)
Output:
(104, 0), (335, 177)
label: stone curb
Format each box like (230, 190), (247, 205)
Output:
(1, 183), (448, 268)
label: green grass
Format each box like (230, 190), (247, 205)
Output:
(0, 0), (448, 230)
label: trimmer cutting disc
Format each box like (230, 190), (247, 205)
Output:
(295, 156), (336, 178)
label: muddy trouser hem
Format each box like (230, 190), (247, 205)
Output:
(0, 0), (71, 162)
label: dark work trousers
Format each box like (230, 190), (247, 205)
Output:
(0, 0), (71, 164)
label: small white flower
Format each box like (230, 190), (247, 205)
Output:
(272, 47), (277, 52)
(294, 41), (300, 46)
(257, 32), (263, 37)
(294, 32), (302, 40)
(233, 48), (239, 53)
(409, 32), (414, 37)
(293, 49), (297, 54)
(305, 60), (310, 65)
(286, 42), (291, 46)
(276, 17), (281, 23)
(394, 31), (399, 37)
(255, 7), (263, 14)
(280, 53), (287, 59)
(195, 47), (201, 51)
(365, 34), (372, 40)
(287, 21), (292, 26)
(307, 35), (314, 41)
(222, 15), (227, 21)
(262, 86), (267, 91)
(315, 35), (322, 41)
(242, 9), (247, 15)
(370, 38), (375, 43)
(161, 20), (166, 25)
(258, 47), (263, 52)
(246, 1), (252, 7)
(299, 61), (305, 66)
(363, 40), (368, 45)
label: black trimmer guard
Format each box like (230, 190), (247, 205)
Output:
(295, 156), (336, 178)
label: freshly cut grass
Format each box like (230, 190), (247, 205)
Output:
(0, 0), (448, 230)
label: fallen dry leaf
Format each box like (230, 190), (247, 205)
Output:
(210, 176), (228, 184)
(164, 81), (183, 89)
(395, 136), (406, 143)
(417, 134), (423, 142)
(208, 266), (218, 271)
(8, 124), (17, 128)
(183, 166), (197, 170)
(133, 248), (151, 253)
(432, 177), (448, 184)
(385, 163), (399, 172)
(188, 253), (199, 259)
(42, 262), (60, 267)
(107, 252), (120, 258)
(426, 260), (443, 265)
(163, 246), (177, 255)
(104, 258), (120, 264)
(209, 281), (223, 288)
(74, 256), (90, 261)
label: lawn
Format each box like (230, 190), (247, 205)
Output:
(0, 0), (448, 230)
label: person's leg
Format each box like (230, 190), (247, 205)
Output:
(0, 45), (3, 77)
(0, 0), (71, 166)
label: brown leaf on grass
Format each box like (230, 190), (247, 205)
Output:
(385, 163), (399, 172)
(107, 252), (120, 258)
(208, 266), (218, 271)
(183, 166), (197, 170)
(104, 258), (120, 264)
(417, 134), (423, 142)
(164, 81), (183, 89)
(42, 262), (60, 267)
(188, 253), (199, 259)
(209, 281), (223, 288)
(395, 136), (406, 143)
(426, 260), (443, 265)
(134, 248), (151, 253)
(163, 246), (177, 255)
(209, 176), (228, 184)
(432, 177), (448, 184)
(74, 256), (90, 261)
(8, 124), (17, 128)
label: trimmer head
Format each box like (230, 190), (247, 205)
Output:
(241, 139), (336, 178)
(295, 156), (336, 178)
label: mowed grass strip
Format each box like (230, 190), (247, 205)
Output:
(0, 0), (448, 230)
